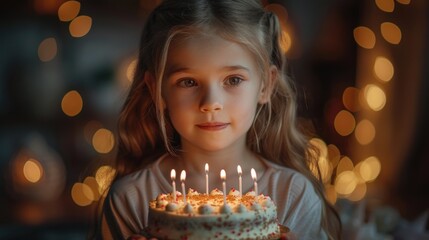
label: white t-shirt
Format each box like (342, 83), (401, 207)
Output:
(99, 154), (327, 240)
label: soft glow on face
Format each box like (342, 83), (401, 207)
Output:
(355, 119), (376, 145)
(92, 128), (115, 154)
(353, 26), (376, 49)
(334, 110), (356, 136)
(364, 84), (386, 111)
(374, 56), (394, 82)
(381, 22), (402, 44)
(23, 158), (43, 183)
(375, 0), (395, 13)
(61, 90), (83, 117)
(58, 1), (81, 22)
(69, 15), (92, 37)
(38, 38), (57, 62)
(342, 87), (361, 112)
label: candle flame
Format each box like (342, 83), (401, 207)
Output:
(205, 163), (209, 173)
(237, 165), (242, 175)
(180, 170), (186, 181)
(220, 169), (226, 180)
(171, 169), (176, 180)
(251, 168), (257, 181)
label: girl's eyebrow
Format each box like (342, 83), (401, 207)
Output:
(166, 65), (251, 76)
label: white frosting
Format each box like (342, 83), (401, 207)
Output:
(147, 189), (279, 240)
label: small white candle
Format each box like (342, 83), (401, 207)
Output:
(171, 169), (176, 202)
(237, 165), (242, 197)
(220, 169), (227, 205)
(251, 168), (258, 196)
(180, 170), (187, 204)
(205, 163), (209, 195)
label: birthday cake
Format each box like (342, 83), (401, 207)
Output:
(146, 188), (280, 240)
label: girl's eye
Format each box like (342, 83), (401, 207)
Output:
(225, 76), (243, 86)
(177, 78), (197, 88)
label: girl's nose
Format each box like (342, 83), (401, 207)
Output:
(200, 86), (223, 112)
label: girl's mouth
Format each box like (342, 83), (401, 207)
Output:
(196, 122), (229, 131)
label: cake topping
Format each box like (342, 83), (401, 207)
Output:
(235, 203), (247, 213)
(187, 188), (198, 196)
(156, 194), (168, 208)
(184, 203), (193, 214)
(198, 204), (214, 215)
(210, 188), (223, 196)
(219, 204), (232, 214)
(228, 188), (240, 197)
(166, 202), (179, 212)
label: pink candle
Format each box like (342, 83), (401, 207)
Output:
(170, 169), (176, 202)
(180, 170), (187, 204)
(205, 163), (209, 195)
(237, 165), (242, 197)
(220, 169), (227, 205)
(251, 168), (258, 196)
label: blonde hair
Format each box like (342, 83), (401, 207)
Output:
(115, 0), (341, 238)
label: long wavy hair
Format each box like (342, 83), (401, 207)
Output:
(113, 0), (341, 238)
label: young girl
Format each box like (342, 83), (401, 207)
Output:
(97, 0), (341, 239)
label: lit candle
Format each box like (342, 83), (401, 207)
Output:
(180, 170), (187, 204)
(205, 163), (209, 195)
(251, 168), (258, 196)
(171, 169), (176, 202)
(220, 169), (227, 205)
(237, 165), (242, 197)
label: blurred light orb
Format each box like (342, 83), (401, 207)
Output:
(374, 56), (394, 82)
(325, 184), (337, 205)
(381, 22), (402, 44)
(23, 158), (43, 183)
(92, 128), (115, 154)
(327, 144), (341, 168)
(71, 182), (93, 206)
(96, 165), (116, 195)
(396, 0), (411, 4)
(280, 31), (292, 54)
(364, 84), (386, 111)
(355, 119), (376, 145)
(357, 156), (381, 182)
(335, 170), (358, 195)
(126, 59), (137, 82)
(84, 176), (101, 201)
(309, 138), (332, 183)
(334, 110), (356, 136)
(337, 156), (354, 176)
(353, 26), (376, 49)
(38, 38), (57, 62)
(342, 87), (361, 112)
(347, 182), (367, 201)
(69, 15), (92, 37)
(58, 0), (81, 22)
(376, 0), (395, 12)
(61, 90), (83, 117)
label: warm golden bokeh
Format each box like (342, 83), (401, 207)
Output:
(71, 182), (94, 206)
(327, 144), (341, 168)
(334, 110), (356, 136)
(364, 84), (386, 111)
(381, 22), (402, 45)
(95, 165), (116, 195)
(355, 119), (376, 145)
(92, 128), (115, 154)
(335, 170), (358, 195)
(342, 87), (361, 112)
(374, 56), (394, 82)
(23, 158), (43, 183)
(38, 38), (57, 62)
(353, 26), (376, 49)
(396, 0), (411, 4)
(58, 1), (81, 22)
(337, 156), (354, 175)
(375, 0), (395, 12)
(69, 15), (92, 37)
(61, 90), (83, 117)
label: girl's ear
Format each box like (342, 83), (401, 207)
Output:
(258, 65), (277, 104)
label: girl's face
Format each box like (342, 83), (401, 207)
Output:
(162, 34), (267, 153)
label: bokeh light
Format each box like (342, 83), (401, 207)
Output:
(335, 170), (358, 195)
(342, 87), (361, 112)
(58, 1), (81, 22)
(364, 84), (386, 111)
(69, 15), (92, 37)
(375, 0), (395, 12)
(374, 56), (394, 82)
(381, 22), (402, 45)
(355, 156), (381, 182)
(61, 90), (83, 117)
(327, 144), (341, 168)
(355, 119), (376, 145)
(347, 182), (367, 201)
(337, 156), (354, 175)
(334, 110), (356, 136)
(71, 182), (94, 207)
(38, 38), (57, 62)
(353, 26), (376, 49)
(396, 0), (411, 4)
(23, 158), (43, 183)
(92, 128), (115, 154)
(309, 138), (332, 183)
(95, 165), (116, 195)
